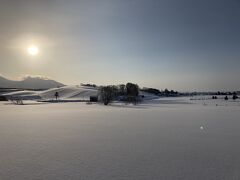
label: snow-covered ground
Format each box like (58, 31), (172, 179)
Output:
(0, 97), (240, 180)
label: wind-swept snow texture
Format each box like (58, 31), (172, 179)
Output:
(2, 85), (99, 101)
(0, 98), (240, 180)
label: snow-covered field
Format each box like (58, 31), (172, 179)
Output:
(0, 97), (240, 180)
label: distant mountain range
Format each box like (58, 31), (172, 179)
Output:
(0, 76), (64, 89)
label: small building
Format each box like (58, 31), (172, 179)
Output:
(0, 96), (8, 101)
(90, 96), (98, 102)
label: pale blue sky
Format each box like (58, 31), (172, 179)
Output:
(0, 0), (240, 91)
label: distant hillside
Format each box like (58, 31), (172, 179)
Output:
(0, 76), (64, 89)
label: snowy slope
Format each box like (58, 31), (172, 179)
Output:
(3, 85), (99, 100)
(39, 86), (99, 100)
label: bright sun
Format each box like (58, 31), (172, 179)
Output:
(27, 45), (39, 56)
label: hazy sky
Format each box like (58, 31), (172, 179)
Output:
(0, 0), (240, 91)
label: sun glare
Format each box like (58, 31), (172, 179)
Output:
(27, 45), (39, 56)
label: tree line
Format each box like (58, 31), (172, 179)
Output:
(99, 83), (139, 105)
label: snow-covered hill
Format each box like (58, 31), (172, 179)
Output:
(2, 85), (99, 101)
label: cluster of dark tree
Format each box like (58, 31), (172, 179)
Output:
(141, 88), (178, 96)
(213, 94), (238, 101)
(141, 88), (161, 95)
(162, 89), (179, 96)
(99, 83), (139, 105)
(80, 83), (97, 88)
(216, 91), (239, 96)
(223, 92), (239, 100)
(233, 94), (238, 100)
(188, 91), (240, 97)
(212, 96), (218, 99)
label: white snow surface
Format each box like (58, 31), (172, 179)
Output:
(0, 97), (240, 180)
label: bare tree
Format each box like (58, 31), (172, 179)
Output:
(126, 83), (139, 104)
(99, 86), (117, 105)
